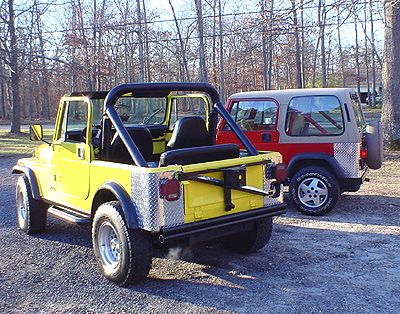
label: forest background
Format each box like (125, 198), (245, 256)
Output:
(0, 0), (385, 133)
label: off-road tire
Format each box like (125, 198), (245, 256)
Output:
(92, 201), (152, 286)
(16, 175), (47, 234)
(222, 217), (273, 254)
(289, 166), (339, 216)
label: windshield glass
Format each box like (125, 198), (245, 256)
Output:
(91, 97), (167, 126)
(350, 93), (367, 133)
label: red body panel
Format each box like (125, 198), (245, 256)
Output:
(217, 130), (334, 165)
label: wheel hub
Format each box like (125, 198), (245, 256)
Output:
(298, 177), (328, 208)
(17, 190), (27, 227)
(98, 222), (121, 270)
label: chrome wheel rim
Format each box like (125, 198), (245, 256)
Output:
(98, 222), (121, 271)
(17, 189), (27, 228)
(298, 177), (328, 208)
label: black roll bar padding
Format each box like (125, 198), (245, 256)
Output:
(213, 101), (258, 156)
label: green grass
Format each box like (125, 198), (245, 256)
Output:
(0, 129), (53, 157)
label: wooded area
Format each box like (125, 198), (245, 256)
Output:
(0, 0), (386, 133)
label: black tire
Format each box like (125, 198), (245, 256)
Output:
(16, 175), (47, 234)
(222, 217), (273, 254)
(289, 166), (339, 216)
(92, 201), (152, 286)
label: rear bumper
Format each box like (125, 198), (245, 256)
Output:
(157, 203), (286, 245)
(340, 167), (369, 192)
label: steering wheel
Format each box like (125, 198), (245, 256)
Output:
(80, 124), (102, 145)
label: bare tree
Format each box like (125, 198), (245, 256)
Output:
(194, 0), (208, 82)
(8, 0), (21, 133)
(382, 0), (400, 150)
(291, 0), (302, 88)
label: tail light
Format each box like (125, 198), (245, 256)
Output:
(272, 163), (287, 183)
(360, 147), (368, 159)
(159, 178), (181, 201)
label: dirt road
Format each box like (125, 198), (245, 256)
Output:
(1, 154), (399, 313)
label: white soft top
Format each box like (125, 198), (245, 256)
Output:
(229, 88), (356, 105)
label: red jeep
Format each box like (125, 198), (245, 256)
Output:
(217, 88), (383, 215)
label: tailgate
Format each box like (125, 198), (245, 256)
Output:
(178, 155), (278, 223)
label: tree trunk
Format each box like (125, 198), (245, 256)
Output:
(337, 5), (345, 87)
(9, 0), (21, 133)
(291, 0), (302, 88)
(369, 0), (377, 107)
(35, 0), (50, 120)
(319, 0), (327, 87)
(364, 2), (371, 105)
(382, 0), (400, 150)
(300, 0), (306, 87)
(354, 9), (361, 96)
(218, 0), (225, 100)
(168, 0), (191, 82)
(142, 0), (151, 82)
(195, 0), (208, 82)
(136, 0), (145, 82)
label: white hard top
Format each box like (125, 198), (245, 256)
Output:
(229, 88), (356, 105)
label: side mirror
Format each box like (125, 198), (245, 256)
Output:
(30, 124), (43, 141)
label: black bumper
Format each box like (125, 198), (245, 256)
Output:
(340, 168), (369, 192)
(157, 203), (286, 245)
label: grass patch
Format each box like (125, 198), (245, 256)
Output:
(0, 129), (53, 157)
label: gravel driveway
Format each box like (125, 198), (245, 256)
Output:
(1, 154), (399, 313)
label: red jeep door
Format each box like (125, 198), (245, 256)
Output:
(217, 98), (280, 152)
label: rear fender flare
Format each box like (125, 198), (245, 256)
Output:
(94, 181), (139, 229)
(287, 153), (346, 179)
(12, 165), (41, 200)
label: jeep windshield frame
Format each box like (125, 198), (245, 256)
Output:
(101, 82), (258, 167)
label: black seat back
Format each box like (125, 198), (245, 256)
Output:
(159, 144), (240, 167)
(167, 116), (209, 150)
(110, 127), (153, 164)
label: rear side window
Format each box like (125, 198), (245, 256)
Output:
(285, 96), (344, 136)
(225, 100), (278, 131)
(350, 93), (367, 133)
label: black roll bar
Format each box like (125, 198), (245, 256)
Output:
(102, 82), (258, 166)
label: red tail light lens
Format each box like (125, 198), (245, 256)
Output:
(159, 179), (181, 201)
(360, 147), (368, 159)
(273, 163), (287, 182)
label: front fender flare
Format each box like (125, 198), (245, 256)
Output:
(95, 181), (139, 229)
(12, 165), (41, 200)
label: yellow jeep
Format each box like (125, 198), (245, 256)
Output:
(13, 83), (286, 285)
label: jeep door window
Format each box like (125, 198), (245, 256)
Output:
(286, 96), (344, 136)
(115, 97), (166, 126)
(225, 100), (277, 131)
(170, 97), (207, 129)
(59, 100), (88, 142)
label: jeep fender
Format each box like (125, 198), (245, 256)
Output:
(12, 165), (41, 200)
(287, 153), (346, 179)
(94, 181), (139, 229)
